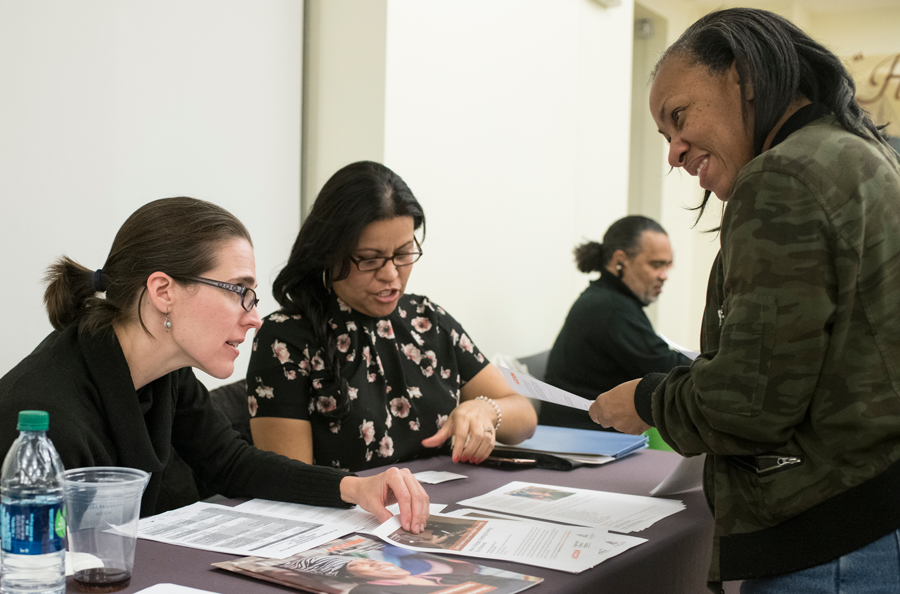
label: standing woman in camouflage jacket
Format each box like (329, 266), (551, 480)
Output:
(590, 8), (900, 594)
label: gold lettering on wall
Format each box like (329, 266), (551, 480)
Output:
(846, 52), (900, 136)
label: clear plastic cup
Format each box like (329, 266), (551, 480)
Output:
(63, 467), (150, 593)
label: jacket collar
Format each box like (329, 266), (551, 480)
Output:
(75, 326), (170, 473)
(596, 269), (647, 307)
(769, 103), (830, 150)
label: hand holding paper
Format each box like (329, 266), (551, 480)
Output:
(589, 379), (651, 435)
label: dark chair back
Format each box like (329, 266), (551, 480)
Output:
(209, 379), (253, 445)
(518, 350), (550, 382)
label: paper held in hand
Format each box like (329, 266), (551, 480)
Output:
(658, 332), (700, 360)
(498, 366), (591, 411)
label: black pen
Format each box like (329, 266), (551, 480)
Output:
(483, 456), (537, 466)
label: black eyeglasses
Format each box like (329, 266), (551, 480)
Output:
(187, 276), (260, 311)
(349, 237), (423, 272)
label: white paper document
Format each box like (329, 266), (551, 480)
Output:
(650, 453), (706, 496)
(443, 508), (648, 566)
(233, 499), (446, 531)
(231, 499), (381, 532)
(498, 366), (591, 411)
(137, 502), (356, 558)
(134, 585), (222, 594)
(369, 512), (624, 573)
(658, 333), (700, 360)
(414, 470), (468, 484)
(457, 481), (685, 533)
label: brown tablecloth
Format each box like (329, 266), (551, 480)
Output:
(75, 449), (740, 594)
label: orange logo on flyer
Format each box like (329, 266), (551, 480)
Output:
(572, 550), (581, 558)
(510, 372), (519, 385)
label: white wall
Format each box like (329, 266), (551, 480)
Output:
(812, 5), (900, 55)
(624, 0), (720, 351)
(0, 0), (305, 388)
(302, 0), (388, 210)
(7, 0), (892, 383)
(305, 0), (636, 360)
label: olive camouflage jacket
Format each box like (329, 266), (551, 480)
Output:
(637, 116), (900, 586)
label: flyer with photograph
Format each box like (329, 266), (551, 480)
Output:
(457, 481), (685, 533)
(441, 508), (648, 567)
(368, 513), (617, 573)
(213, 534), (542, 594)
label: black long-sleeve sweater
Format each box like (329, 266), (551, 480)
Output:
(0, 325), (351, 516)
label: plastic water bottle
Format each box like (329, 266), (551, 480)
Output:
(0, 411), (66, 594)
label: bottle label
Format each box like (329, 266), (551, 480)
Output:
(1, 502), (65, 554)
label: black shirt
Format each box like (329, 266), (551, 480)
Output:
(247, 293), (489, 472)
(541, 270), (690, 431)
(0, 325), (350, 516)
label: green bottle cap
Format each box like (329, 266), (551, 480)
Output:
(17, 410), (49, 431)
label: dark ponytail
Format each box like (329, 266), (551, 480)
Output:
(573, 242), (605, 273)
(43, 197), (252, 336)
(43, 257), (103, 332)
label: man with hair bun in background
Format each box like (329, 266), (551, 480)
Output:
(540, 215), (690, 431)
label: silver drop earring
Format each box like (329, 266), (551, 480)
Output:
(165, 312), (172, 332)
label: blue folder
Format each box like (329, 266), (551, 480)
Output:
(503, 425), (648, 459)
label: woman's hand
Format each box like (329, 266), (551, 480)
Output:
(420, 398), (498, 464)
(588, 379), (651, 435)
(420, 364), (537, 464)
(339, 467), (430, 533)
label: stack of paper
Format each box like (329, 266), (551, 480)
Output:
(136, 500), (446, 558)
(494, 425), (648, 465)
(458, 481), (685, 533)
(441, 508), (647, 566)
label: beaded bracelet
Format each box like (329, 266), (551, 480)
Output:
(476, 396), (502, 431)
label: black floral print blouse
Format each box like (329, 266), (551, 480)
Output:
(246, 293), (489, 472)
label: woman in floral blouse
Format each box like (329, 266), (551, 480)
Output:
(246, 161), (536, 471)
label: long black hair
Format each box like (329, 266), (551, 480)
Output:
(654, 7), (888, 221)
(272, 161), (425, 415)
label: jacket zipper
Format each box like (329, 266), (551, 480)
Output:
(729, 454), (803, 476)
